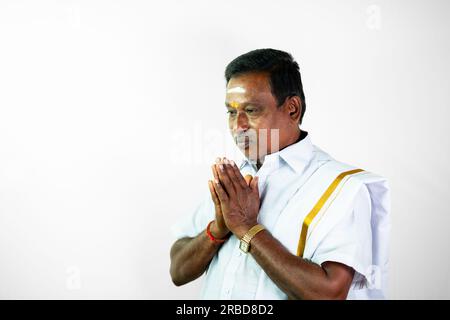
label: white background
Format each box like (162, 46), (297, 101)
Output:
(0, 0), (449, 299)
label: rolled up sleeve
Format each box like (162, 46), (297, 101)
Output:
(310, 185), (373, 290)
(170, 191), (215, 240)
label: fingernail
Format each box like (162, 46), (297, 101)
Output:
(219, 164), (224, 171)
(215, 157), (221, 164)
(230, 160), (235, 166)
(215, 179), (219, 184)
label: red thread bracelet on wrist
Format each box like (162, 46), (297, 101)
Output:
(206, 221), (227, 244)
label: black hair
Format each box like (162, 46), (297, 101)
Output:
(225, 48), (306, 124)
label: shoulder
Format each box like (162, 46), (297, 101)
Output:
(311, 150), (390, 207)
(312, 146), (388, 186)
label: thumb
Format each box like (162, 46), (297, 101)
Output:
(244, 174), (253, 186)
(250, 176), (259, 194)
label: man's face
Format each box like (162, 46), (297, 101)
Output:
(225, 72), (294, 162)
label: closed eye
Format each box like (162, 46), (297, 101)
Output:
(245, 107), (259, 115)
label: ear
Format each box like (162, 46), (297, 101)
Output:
(286, 96), (302, 123)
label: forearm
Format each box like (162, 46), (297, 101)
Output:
(249, 230), (350, 299)
(169, 230), (223, 286)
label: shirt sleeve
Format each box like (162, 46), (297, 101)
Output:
(310, 184), (373, 289)
(170, 190), (215, 240)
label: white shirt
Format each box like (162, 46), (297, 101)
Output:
(171, 133), (390, 299)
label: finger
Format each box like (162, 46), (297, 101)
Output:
(211, 164), (219, 183)
(223, 158), (242, 193)
(208, 180), (220, 206)
(250, 176), (259, 196)
(213, 178), (229, 202)
(227, 159), (249, 189)
(222, 160), (245, 191)
(216, 162), (236, 197)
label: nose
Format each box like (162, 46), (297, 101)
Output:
(235, 112), (249, 134)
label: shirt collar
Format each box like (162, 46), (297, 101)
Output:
(239, 131), (314, 175)
(278, 132), (314, 174)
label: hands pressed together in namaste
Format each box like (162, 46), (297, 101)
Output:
(207, 157), (260, 240)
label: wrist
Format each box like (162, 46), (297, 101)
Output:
(238, 224), (266, 254)
(209, 221), (229, 240)
(235, 222), (258, 239)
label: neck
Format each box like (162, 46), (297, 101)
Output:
(256, 128), (302, 170)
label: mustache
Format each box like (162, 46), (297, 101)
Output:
(233, 130), (258, 143)
(234, 135), (256, 143)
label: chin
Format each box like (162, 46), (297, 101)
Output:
(241, 146), (260, 161)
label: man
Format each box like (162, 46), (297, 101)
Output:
(169, 49), (390, 300)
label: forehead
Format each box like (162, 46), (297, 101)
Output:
(226, 72), (275, 103)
